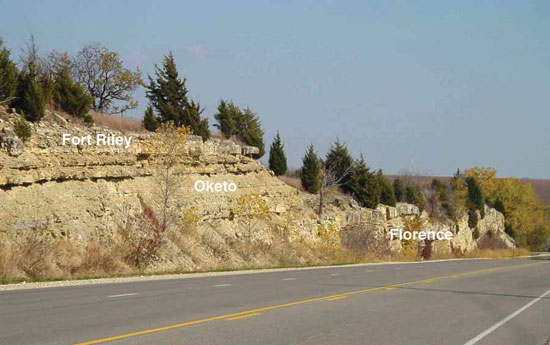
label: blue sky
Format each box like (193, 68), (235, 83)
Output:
(1, 0), (549, 178)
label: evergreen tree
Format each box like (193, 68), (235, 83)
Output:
(377, 170), (396, 206)
(325, 139), (353, 194)
(466, 176), (485, 218)
(393, 178), (406, 202)
(350, 155), (381, 209)
(147, 52), (209, 139)
(13, 114), (32, 142)
(40, 74), (54, 107)
(143, 105), (159, 132)
(405, 184), (426, 212)
(236, 107), (264, 158)
(52, 60), (92, 118)
(213, 100), (265, 158)
(0, 39), (18, 101)
(186, 99), (210, 140)
(268, 131), (287, 176)
(213, 100), (237, 138)
(14, 64), (44, 122)
(300, 144), (320, 194)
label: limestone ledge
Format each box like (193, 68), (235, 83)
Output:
(0, 117), (262, 187)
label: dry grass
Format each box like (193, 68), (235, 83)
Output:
(278, 176), (302, 190)
(462, 248), (530, 259)
(210, 131), (246, 146)
(90, 111), (144, 132)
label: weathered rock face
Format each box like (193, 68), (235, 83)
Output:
(0, 109), (514, 268)
(0, 128), (24, 157)
(0, 113), (301, 242)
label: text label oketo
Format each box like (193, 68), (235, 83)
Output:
(194, 180), (237, 192)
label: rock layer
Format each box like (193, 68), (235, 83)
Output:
(0, 109), (515, 265)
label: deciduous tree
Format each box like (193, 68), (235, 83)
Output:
(232, 194), (269, 257)
(143, 122), (193, 232)
(74, 43), (142, 114)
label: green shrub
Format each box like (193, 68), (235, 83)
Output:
(142, 105), (159, 132)
(472, 227), (480, 240)
(468, 209), (479, 229)
(13, 115), (32, 142)
(82, 114), (94, 126)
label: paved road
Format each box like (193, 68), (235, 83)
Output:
(1, 258), (549, 345)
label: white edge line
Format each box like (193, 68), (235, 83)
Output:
(108, 293), (138, 298)
(464, 288), (550, 345)
(213, 284), (231, 287)
(282, 278), (296, 281)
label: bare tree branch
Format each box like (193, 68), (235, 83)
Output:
(318, 164), (352, 217)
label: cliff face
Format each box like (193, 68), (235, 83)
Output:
(0, 111), (300, 239)
(0, 109), (515, 272)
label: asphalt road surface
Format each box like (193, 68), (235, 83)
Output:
(1, 257), (549, 345)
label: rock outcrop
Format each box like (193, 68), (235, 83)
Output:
(0, 108), (515, 271)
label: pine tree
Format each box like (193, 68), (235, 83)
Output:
(377, 170), (396, 206)
(268, 131), (287, 176)
(13, 114), (32, 142)
(466, 176), (485, 218)
(213, 100), (265, 158)
(40, 74), (54, 107)
(325, 139), (353, 193)
(350, 155), (381, 209)
(52, 60), (92, 118)
(147, 52), (209, 139)
(237, 107), (264, 158)
(300, 144), (320, 194)
(393, 178), (406, 202)
(0, 39), (18, 101)
(143, 105), (159, 132)
(186, 99), (210, 140)
(213, 99), (236, 138)
(405, 184), (426, 211)
(15, 63), (45, 122)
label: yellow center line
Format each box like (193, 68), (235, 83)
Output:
(74, 261), (542, 345)
(325, 296), (348, 301)
(225, 313), (262, 321)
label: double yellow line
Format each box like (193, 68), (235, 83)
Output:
(75, 261), (542, 345)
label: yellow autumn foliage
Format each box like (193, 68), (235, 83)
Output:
(465, 167), (549, 248)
